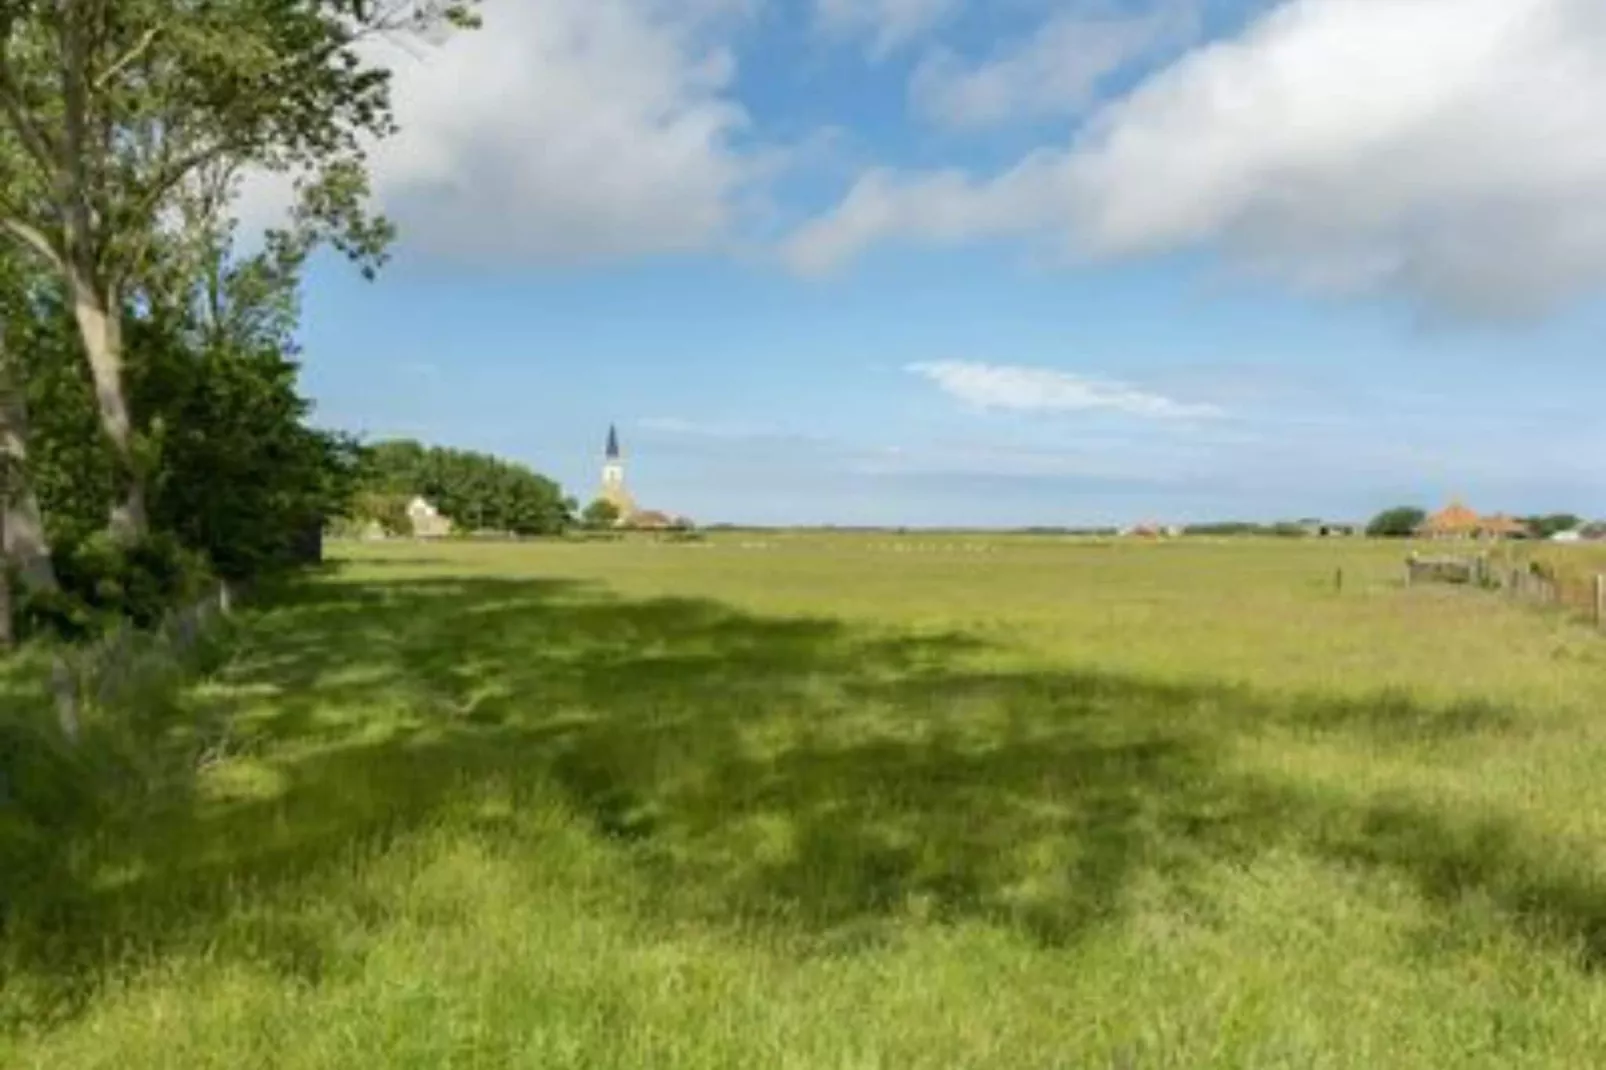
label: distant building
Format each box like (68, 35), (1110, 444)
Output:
(1483, 514), (1529, 539)
(406, 496), (453, 539)
(1417, 500), (1527, 540)
(628, 510), (677, 530)
(1121, 522), (1178, 539)
(598, 425), (691, 530)
(600, 424), (637, 517)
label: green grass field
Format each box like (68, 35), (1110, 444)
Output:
(10, 535), (1606, 1067)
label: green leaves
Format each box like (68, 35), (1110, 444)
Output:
(0, 1), (485, 631)
(0, 0), (480, 538)
(581, 498), (620, 531)
(357, 439), (572, 537)
(1366, 507), (1427, 539)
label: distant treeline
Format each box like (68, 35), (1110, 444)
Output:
(339, 439), (574, 537)
(1182, 522), (1316, 537)
(700, 514), (1597, 540)
(699, 524), (1122, 536)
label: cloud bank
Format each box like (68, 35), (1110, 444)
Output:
(239, 0), (761, 264)
(908, 360), (1224, 419)
(911, 0), (1198, 129)
(792, 0), (1606, 318)
(815, 0), (961, 57)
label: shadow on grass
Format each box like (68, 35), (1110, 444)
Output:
(0, 568), (1597, 1030)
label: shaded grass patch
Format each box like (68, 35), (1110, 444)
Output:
(7, 539), (1606, 1066)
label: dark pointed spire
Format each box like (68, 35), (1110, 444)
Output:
(605, 424), (620, 460)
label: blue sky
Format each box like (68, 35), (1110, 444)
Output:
(275, 0), (1606, 527)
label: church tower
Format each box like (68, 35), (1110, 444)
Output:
(600, 424), (635, 516)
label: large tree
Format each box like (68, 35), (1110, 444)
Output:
(136, 205), (366, 580)
(1366, 506), (1427, 538)
(1522, 513), (1583, 540)
(360, 439), (573, 537)
(0, 0), (476, 538)
(0, 251), (58, 607)
(581, 498), (620, 531)
(0, 190), (364, 640)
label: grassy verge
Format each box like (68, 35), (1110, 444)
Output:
(6, 538), (1606, 1067)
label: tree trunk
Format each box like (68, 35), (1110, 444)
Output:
(68, 266), (146, 539)
(0, 340), (58, 597)
(0, 547), (11, 650)
(0, 335), (58, 649)
(1, 480), (57, 594)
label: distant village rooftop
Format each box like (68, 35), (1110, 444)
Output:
(1417, 501), (1527, 540)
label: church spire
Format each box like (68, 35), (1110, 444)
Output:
(600, 423), (633, 516)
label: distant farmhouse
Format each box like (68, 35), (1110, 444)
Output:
(1555, 522), (1606, 543)
(599, 425), (691, 530)
(1416, 500), (1527, 541)
(406, 495), (453, 539)
(1120, 522), (1182, 538)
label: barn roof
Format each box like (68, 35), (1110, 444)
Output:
(1418, 500), (1481, 534)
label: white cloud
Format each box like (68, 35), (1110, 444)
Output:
(238, 0), (761, 263)
(911, 1), (1197, 129)
(816, 0), (960, 57)
(790, 0), (1606, 319)
(782, 165), (1054, 274)
(908, 360), (1224, 419)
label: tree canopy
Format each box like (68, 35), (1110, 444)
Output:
(0, 2), (509, 644)
(1522, 514), (1582, 539)
(357, 439), (573, 537)
(581, 498), (621, 530)
(0, 0), (477, 538)
(1366, 506), (1427, 538)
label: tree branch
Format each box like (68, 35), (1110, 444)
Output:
(95, 26), (157, 91)
(0, 214), (65, 273)
(58, 0), (98, 271)
(0, 52), (60, 182)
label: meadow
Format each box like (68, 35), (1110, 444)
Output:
(8, 534), (1606, 1067)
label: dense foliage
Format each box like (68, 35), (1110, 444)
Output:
(1366, 506), (1428, 538)
(0, 0), (479, 539)
(581, 499), (621, 530)
(3, 279), (358, 636)
(0, 1), (487, 645)
(354, 439), (573, 537)
(1183, 521), (1327, 537)
(1521, 513), (1583, 539)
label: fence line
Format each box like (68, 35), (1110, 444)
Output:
(1404, 552), (1606, 628)
(48, 581), (235, 743)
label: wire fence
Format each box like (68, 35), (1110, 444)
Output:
(48, 582), (236, 742)
(1405, 551), (1606, 626)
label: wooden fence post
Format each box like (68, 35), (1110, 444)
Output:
(1595, 574), (1605, 629)
(51, 656), (79, 743)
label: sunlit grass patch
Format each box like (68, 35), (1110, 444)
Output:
(10, 535), (1606, 1066)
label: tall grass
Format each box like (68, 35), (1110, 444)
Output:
(7, 536), (1606, 1067)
